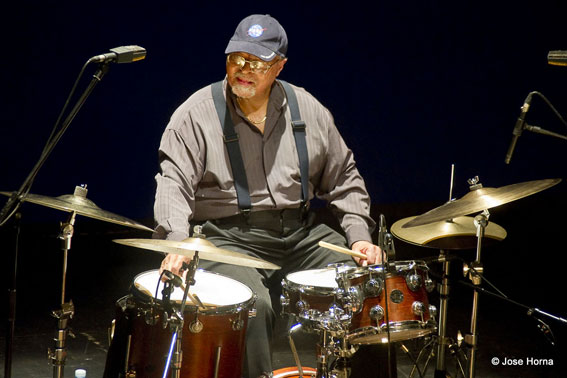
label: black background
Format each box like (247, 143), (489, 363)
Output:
(1, 1), (567, 376)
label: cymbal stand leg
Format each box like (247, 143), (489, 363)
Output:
(465, 212), (487, 378)
(315, 331), (331, 378)
(49, 211), (77, 378)
(331, 336), (352, 378)
(435, 249), (451, 378)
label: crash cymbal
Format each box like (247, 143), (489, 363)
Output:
(0, 190), (153, 232)
(392, 216), (507, 250)
(113, 237), (281, 270)
(403, 178), (561, 228)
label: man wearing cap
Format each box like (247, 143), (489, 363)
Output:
(155, 14), (383, 377)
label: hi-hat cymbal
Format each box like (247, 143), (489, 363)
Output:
(403, 178), (561, 228)
(113, 237), (281, 270)
(392, 216), (507, 250)
(0, 190), (153, 232)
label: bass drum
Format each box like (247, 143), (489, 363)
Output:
(103, 269), (255, 378)
(273, 367), (317, 377)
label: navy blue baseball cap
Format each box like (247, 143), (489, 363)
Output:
(225, 14), (288, 62)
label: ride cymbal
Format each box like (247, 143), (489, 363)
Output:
(392, 216), (506, 250)
(113, 238), (281, 270)
(0, 189), (153, 232)
(403, 178), (561, 228)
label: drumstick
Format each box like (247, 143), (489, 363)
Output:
(318, 241), (367, 260)
(179, 283), (208, 310)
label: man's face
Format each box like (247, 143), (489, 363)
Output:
(226, 52), (286, 99)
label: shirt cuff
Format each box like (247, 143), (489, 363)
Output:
(345, 226), (373, 248)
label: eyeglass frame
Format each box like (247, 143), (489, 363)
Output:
(226, 53), (281, 74)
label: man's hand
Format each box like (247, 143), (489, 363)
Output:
(160, 253), (192, 279)
(351, 240), (384, 266)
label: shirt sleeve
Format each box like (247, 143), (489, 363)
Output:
(153, 107), (205, 241)
(315, 108), (376, 246)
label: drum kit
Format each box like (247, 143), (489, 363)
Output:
(2, 175), (565, 378)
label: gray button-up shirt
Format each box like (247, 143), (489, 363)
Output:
(154, 79), (376, 245)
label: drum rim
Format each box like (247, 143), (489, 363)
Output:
(130, 268), (256, 315)
(348, 319), (437, 343)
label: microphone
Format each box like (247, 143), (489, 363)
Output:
(163, 270), (184, 288)
(504, 92), (534, 164)
(88, 45), (146, 64)
(548, 50), (567, 66)
(377, 214), (387, 249)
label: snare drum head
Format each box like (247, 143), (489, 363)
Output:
(133, 269), (252, 307)
(285, 268), (338, 289)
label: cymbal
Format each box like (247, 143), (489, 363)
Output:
(113, 237), (281, 270)
(392, 216), (507, 250)
(0, 190), (153, 232)
(403, 178), (561, 228)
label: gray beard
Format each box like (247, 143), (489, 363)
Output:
(231, 83), (256, 99)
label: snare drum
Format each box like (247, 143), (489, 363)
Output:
(281, 267), (350, 333)
(104, 269), (255, 378)
(341, 261), (437, 344)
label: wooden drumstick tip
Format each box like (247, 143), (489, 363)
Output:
(318, 241), (367, 260)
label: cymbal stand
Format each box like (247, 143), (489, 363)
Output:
(464, 210), (489, 378)
(314, 331), (355, 378)
(49, 210), (77, 378)
(434, 164), (455, 377)
(434, 249), (451, 377)
(163, 256), (199, 378)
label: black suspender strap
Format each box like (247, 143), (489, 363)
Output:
(279, 80), (309, 206)
(211, 81), (251, 213)
(211, 80), (309, 213)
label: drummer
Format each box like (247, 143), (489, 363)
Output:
(155, 14), (382, 378)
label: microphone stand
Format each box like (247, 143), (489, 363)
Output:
(0, 60), (111, 378)
(4, 212), (21, 378)
(524, 124), (567, 141)
(162, 256), (199, 378)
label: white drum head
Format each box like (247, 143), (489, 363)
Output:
(286, 268), (338, 289)
(133, 269), (252, 306)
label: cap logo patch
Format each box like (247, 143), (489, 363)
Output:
(247, 24), (267, 38)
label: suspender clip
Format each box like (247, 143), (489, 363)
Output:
(291, 120), (306, 130)
(223, 133), (239, 143)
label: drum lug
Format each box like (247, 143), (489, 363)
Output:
(429, 304), (437, 319)
(280, 294), (290, 309)
(143, 309), (159, 326)
(364, 278), (383, 297)
(412, 301), (425, 316)
(424, 277), (435, 293)
(296, 300), (309, 312)
(369, 305), (385, 322)
(347, 287), (363, 313)
(406, 272), (423, 292)
(232, 319), (245, 331)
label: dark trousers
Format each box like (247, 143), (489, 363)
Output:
(198, 210), (354, 378)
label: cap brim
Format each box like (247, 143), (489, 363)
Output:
(225, 40), (280, 62)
